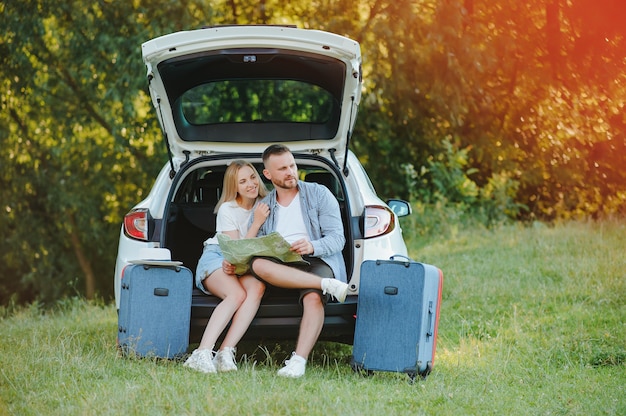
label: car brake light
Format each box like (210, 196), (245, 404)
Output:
(124, 208), (150, 241)
(364, 205), (396, 238)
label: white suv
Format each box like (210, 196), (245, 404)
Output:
(114, 25), (412, 344)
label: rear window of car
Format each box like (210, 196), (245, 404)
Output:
(181, 79), (335, 125)
(159, 49), (345, 142)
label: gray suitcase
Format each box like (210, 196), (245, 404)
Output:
(117, 261), (192, 358)
(352, 256), (443, 379)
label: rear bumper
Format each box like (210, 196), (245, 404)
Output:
(190, 290), (358, 345)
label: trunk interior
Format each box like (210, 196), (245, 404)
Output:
(163, 161), (353, 276)
(160, 159), (357, 344)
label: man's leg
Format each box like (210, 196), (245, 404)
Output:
(250, 257), (322, 288)
(294, 291), (325, 358)
(249, 257), (348, 302)
(277, 291), (324, 378)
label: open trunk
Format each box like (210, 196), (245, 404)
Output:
(160, 155), (358, 344)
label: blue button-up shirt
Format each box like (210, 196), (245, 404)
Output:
(252, 180), (347, 283)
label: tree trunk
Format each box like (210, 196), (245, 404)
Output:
(546, 0), (561, 80)
(68, 211), (96, 299)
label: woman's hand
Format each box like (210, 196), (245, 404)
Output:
(252, 202), (270, 226)
(222, 260), (236, 275)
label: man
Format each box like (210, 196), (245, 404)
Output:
(249, 144), (348, 378)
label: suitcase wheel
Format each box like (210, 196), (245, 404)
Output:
(418, 361), (433, 379)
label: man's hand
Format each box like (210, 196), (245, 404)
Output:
(290, 238), (314, 256)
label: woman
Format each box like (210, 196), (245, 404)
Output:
(184, 160), (270, 374)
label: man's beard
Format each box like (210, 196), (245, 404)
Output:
(274, 177), (298, 189)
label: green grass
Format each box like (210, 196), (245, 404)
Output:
(1, 220), (624, 415)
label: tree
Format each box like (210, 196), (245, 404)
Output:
(0, 0), (202, 303)
(2, 0), (625, 305)
(351, 0), (626, 219)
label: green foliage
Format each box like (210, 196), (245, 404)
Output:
(182, 79), (334, 123)
(2, 0), (626, 304)
(0, 0), (212, 304)
(401, 138), (525, 230)
(353, 0), (626, 220)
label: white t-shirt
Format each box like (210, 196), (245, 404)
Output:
(203, 200), (254, 246)
(275, 193), (310, 244)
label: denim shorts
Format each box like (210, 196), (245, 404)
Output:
(195, 244), (224, 295)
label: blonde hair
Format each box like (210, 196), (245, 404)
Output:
(214, 160), (268, 213)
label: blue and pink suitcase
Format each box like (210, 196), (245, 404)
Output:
(117, 261), (192, 358)
(352, 256), (443, 379)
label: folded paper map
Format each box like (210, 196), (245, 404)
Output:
(217, 232), (307, 275)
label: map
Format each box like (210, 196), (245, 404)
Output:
(217, 232), (307, 275)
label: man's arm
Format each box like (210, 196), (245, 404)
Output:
(309, 185), (345, 257)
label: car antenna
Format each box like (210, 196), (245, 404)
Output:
(156, 98), (177, 179)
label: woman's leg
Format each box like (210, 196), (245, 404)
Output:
(220, 274), (265, 348)
(196, 269), (246, 350)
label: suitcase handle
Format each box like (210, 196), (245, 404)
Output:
(384, 286), (398, 295)
(389, 254), (412, 267)
(143, 264), (182, 272)
(154, 288), (170, 297)
(426, 301), (434, 340)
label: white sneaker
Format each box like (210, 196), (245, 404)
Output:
(183, 348), (216, 374)
(277, 352), (306, 378)
(214, 347), (238, 372)
(321, 278), (349, 303)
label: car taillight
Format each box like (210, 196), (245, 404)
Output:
(364, 205), (396, 238)
(124, 208), (150, 241)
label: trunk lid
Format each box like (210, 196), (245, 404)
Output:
(142, 25), (362, 172)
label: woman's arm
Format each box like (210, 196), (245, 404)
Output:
(244, 202), (270, 238)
